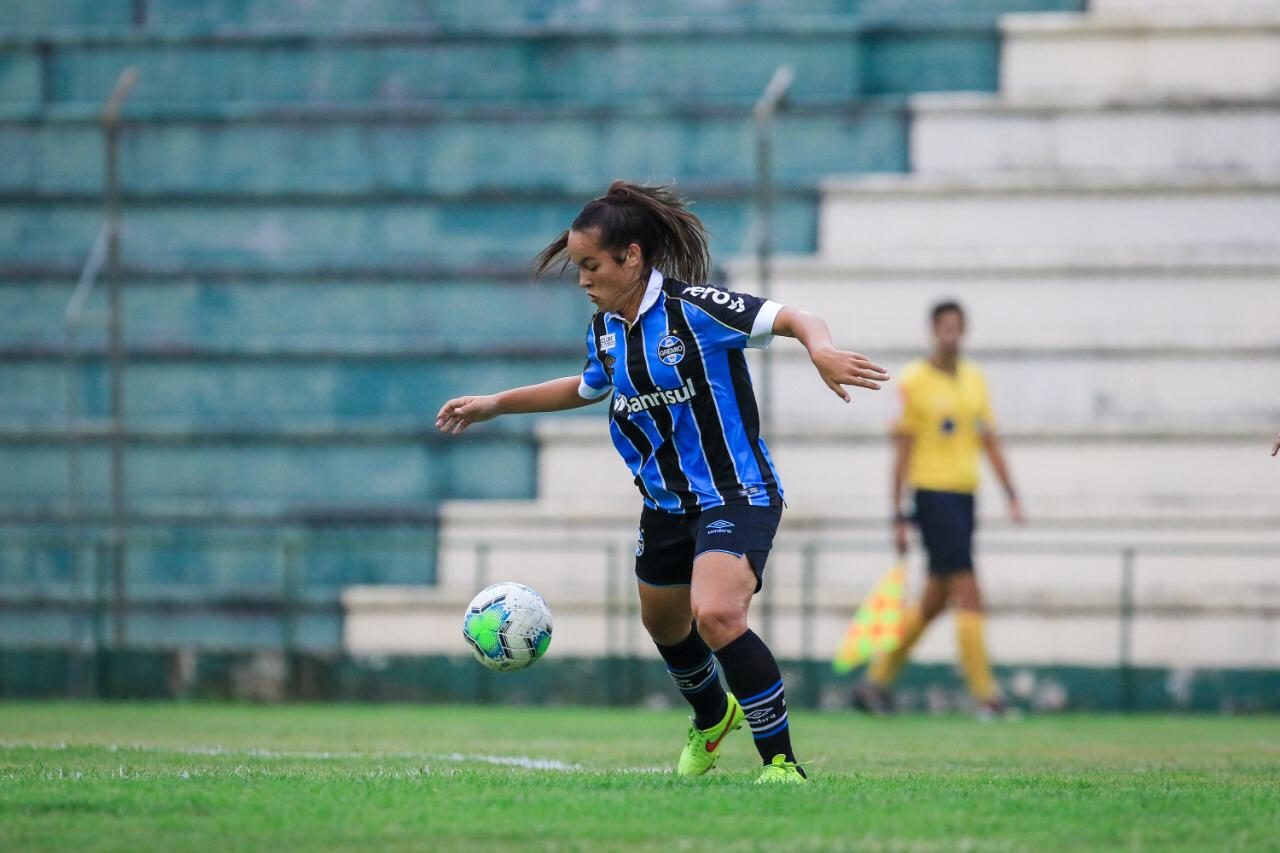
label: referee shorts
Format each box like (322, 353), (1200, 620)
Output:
(912, 489), (976, 575)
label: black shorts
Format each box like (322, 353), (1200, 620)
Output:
(634, 502), (783, 592)
(913, 489), (976, 575)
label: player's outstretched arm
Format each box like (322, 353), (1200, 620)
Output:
(435, 375), (599, 435)
(771, 306), (889, 402)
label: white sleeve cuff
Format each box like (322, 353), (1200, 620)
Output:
(746, 300), (784, 349)
(578, 379), (611, 400)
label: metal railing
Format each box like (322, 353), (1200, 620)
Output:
(750, 64), (795, 437)
(62, 67), (139, 667)
(5, 529), (1276, 707)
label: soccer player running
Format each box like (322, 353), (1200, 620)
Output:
(852, 301), (1022, 719)
(436, 181), (889, 782)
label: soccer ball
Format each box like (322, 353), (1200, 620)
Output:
(463, 582), (553, 672)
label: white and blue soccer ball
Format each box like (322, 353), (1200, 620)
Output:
(463, 582), (554, 672)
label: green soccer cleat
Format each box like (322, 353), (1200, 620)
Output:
(755, 754), (808, 784)
(676, 692), (743, 776)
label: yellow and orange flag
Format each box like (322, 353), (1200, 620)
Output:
(833, 561), (907, 674)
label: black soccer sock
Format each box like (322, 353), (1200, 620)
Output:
(655, 624), (728, 730)
(714, 629), (804, 773)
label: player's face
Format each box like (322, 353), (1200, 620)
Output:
(567, 228), (644, 314)
(932, 310), (965, 356)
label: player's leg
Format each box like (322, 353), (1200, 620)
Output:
(950, 570), (1000, 709)
(856, 491), (949, 711)
(939, 492), (1002, 711)
(637, 582), (727, 728)
(689, 504), (803, 781)
(634, 507), (743, 775)
(634, 508), (729, 730)
(866, 572), (946, 689)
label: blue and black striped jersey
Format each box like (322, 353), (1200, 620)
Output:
(578, 268), (785, 513)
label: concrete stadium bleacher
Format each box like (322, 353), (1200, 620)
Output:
(344, 0), (1280, 685)
(1, 0), (1085, 656)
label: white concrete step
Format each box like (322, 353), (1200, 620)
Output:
(728, 255), (1280, 350)
(534, 420), (1280, 522)
(911, 93), (1280, 174)
(748, 349), (1280, 432)
(1091, 1), (1277, 15)
(1001, 10), (1280, 99)
(816, 172), (1280, 262)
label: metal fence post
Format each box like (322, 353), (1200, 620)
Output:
(280, 539), (300, 699)
(92, 539), (111, 697)
(604, 542), (620, 705)
(752, 65), (794, 436)
(103, 69), (137, 661)
(1118, 547), (1136, 713)
(472, 543), (490, 704)
(800, 542), (819, 708)
(111, 537), (128, 649)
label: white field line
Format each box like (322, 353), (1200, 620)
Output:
(0, 742), (677, 775)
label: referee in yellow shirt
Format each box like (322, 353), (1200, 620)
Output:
(854, 300), (1023, 718)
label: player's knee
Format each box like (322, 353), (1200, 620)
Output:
(690, 602), (746, 649)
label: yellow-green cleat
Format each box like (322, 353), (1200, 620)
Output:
(676, 692), (743, 776)
(755, 753), (808, 784)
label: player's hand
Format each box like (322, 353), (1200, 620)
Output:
(435, 395), (501, 435)
(893, 520), (911, 555)
(1008, 497), (1027, 525)
(1272, 430), (1280, 456)
(810, 346), (890, 403)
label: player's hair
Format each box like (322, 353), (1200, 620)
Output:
(931, 300), (965, 326)
(533, 181), (712, 284)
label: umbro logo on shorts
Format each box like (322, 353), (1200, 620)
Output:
(705, 519), (735, 535)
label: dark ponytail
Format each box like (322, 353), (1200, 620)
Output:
(533, 181), (712, 285)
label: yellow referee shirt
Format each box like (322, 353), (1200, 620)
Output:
(893, 358), (994, 495)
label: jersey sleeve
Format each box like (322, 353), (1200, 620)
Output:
(676, 283), (783, 351)
(974, 367), (996, 433)
(892, 374), (924, 436)
(578, 325), (611, 400)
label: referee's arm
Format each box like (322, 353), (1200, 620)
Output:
(980, 430), (1024, 524)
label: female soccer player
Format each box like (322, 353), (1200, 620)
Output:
(436, 181), (889, 783)
(852, 300), (1023, 719)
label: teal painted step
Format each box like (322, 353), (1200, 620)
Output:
(0, 0), (1083, 31)
(0, 49), (40, 104)
(145, 0), (864, 28)
(15, 31), (861, 105)
(0, 1), (134, 30)
(2, 437), (538, 511)
(0, 105), (908, 194)
(0, 19), (1044, 107)
(0, 277), (593, 351)
(2, 354), (583, 427)
(0, 526), (437, 598)
(0, 194), (817, 267)
(0, 611), (340, 653)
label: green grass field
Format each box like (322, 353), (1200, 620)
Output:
(1, 703), (1277, 852)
